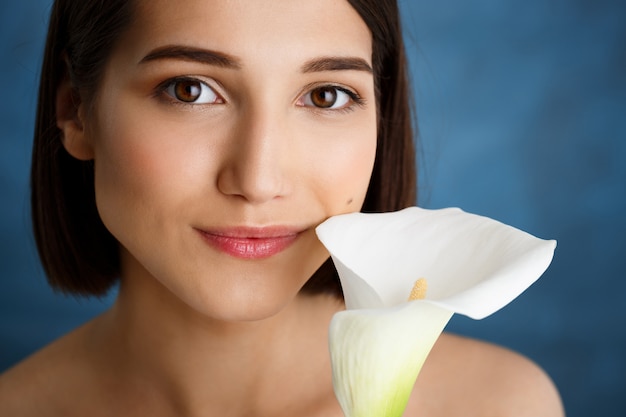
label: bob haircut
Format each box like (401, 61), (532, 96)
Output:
(31, 0), (417, 297)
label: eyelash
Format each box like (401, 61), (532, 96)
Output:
(154, 76), (366, 113)
(297, 84), (366, 114)
(154, 76), (223, 107)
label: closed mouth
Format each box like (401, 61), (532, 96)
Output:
(196, 226), (302, 259)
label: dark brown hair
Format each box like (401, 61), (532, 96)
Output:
(31, 0), (416, 297)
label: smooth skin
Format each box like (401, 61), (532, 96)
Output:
(0, 1), (564, 416)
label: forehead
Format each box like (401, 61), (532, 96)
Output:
(117, 0), (372, 67)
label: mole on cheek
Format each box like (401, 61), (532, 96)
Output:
(346, 198), (353, 205)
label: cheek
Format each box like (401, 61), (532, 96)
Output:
(337, 140), (376, 206)
(308, 117), (377, 212)
(93, 122), (162, 213)
(89, 106), (209, 238)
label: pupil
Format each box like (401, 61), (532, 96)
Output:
(175, 80), (201, 102)
(311, 87), (337, 108)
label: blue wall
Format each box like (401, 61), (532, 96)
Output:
(1, 1), (624, 416)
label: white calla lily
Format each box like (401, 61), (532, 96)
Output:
(315, 207), (556, 417)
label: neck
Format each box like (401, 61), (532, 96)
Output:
(88, 260), (342, 417)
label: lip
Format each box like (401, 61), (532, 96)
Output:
(196, 226), (303, 259)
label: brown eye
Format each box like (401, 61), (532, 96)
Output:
(299, 85), (354, 110)
(174, 79), (203, 102)
(310, 86), (338, 108)
(163, 77), (221, 104)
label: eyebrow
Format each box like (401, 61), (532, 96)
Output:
(139, 45), (372, 74)
(301, 57), (373, 74)
(139, 45), (242, 69)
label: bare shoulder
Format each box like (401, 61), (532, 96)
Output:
(0, 327), (91, 417)
(1, 347), (60, 415)
(407, 332), (565, 417)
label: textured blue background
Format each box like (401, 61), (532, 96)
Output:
(1, 1), (624, 415)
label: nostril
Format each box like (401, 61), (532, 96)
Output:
(216, 156), (288, 204)
(215, 108), (292, 204)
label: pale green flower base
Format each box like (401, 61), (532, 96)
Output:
(330, 302), (454, 417)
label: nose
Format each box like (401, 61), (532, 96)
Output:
(216, 107), (292, 204)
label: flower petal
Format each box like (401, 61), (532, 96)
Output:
(316, 207), (556, 319)
(330, 256), (384, 310)
(330, 301), (453, 417)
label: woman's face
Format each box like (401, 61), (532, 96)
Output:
(76, 0), (377, 320)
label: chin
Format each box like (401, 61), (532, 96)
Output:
(169, 267), (307, 324)
(191, 288), (301, 323)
